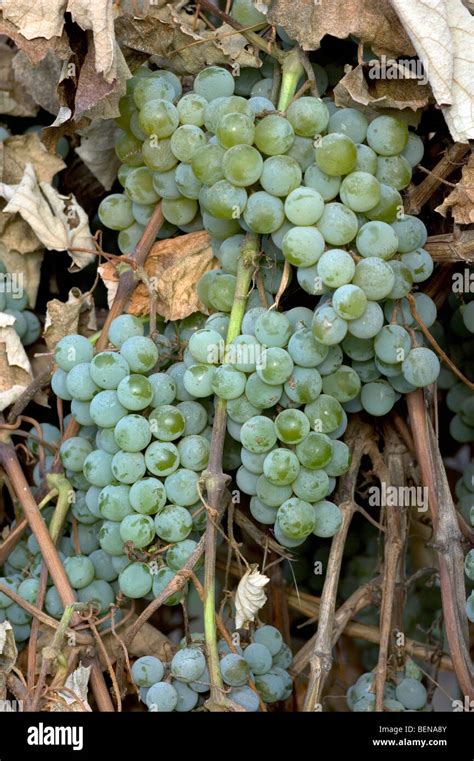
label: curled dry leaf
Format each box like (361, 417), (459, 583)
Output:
(115, 5), (260, 75)
(0, 163), (95, 271)
(234, 565), (270, 630)
(75, 120), (122, 191)
(74, 42), (131, 122)
(101, 615), (173, 667)
(43, 288), (96, 350)
(0, 313), (33, 411)
(0, 621), (17, 674)
(334, 64), (431, 120)
(435, 151), (474, 225)
(391, 0), (474, 142)
(50, 664), (92, 712)
(261, 0), (415, 57)
(1, 0), (66, 40)
(2, 133), (65, 185)
(0, 42), (38, 117)
(99, 230), (219, 322)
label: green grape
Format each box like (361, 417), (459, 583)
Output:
(351, 358), (380, 383)
(312, 305), (348, 346)
(325, 439), (351, 476)
(347, 301), (384, 339)
(133, 77), (176, 109)
(142, 137), (177, 171)
(119, 336), (158, 373)
(254, 115), (294, 155)
(401, 347), (440, 387)
(254, 310), (291, 348)
(256, 347), (294, 385)
(249, 496), (277, 524)
(115, 131), (143, 166)
(99, 521), (125, 556)
(120, 513), (155, 549)
(119, 562), (152, 598)
(292, 466), (329, 502)
(208, 271), (238, 312)
(243, 191), (285, 234)
(66, 363), (99, 402)
(154, 505), (193, 542)
(251, 78), (273, 99)
(174, 163), (201, 200)
(64, 555), (95, 589)
(332, 284), (367, 320)
(176, 401), (208, 434)
(152, 167), (181, 199)
(205, 180), (247, 220)
(339, 171), (380, 212)
(132, 655), (165, 688)
(83, 449), (114, 487)
(202, 212), (241, 239)
(295, 431), (333, 469)
(125, 166), (159, 205)
(245, 373), (282, 408)
(304, 394), (344, 433)
(360, 379), (396, 415)
(315, 133), (357, 176)
(177, 93), (207, 125)
(374, 325), (411, 364)
(365, 183), (403, 223)
(277, 497), (315, 539)
(145, 441), (180, 476)
(352, 257), (395, 300)
(138, 99), (179, 137)
(236, 465), (259, 494)
(194, 66), (235, 101)
(287, 97), (329, 136)
(387, 260), (413, 298)
(182, 364), (213, 398)
(129, 477), (166, 515)
(260, 155), (302, 196)
(285, 135), (315, 171)
(240, 416), (277, 453)
(354, 144), (377, 174)
(165, 468), (199, 505)
(288, 328), (328, 367)
(322, 365), (361, 402)
(274, 409), (310, 444)
(400, 248), (433, 283)
(391, 215), (427, 253)
(59, 437), (93, 472)
(328, 108), (368, 143)
(55, 334), (93, 372)
(304, 163), (341, 201)
(191, 144), (225, 185)
(111, 450), (146, 484)
(234, 67), (263, 97)
(395, 679), (427, 710)
(98, 194), (134, 230)
(170, 125), (206, 162)
(316, 345), (344, 375)
(356, 220), (398, 260)
(149, 404), (186, 441)
(222, 144), (263, 187)
(177, 435), (209, 471)
(114, 414), (152, 452)
(342, 334), (374, 361)
(118, 222), (145, 253)
(205, 311), (231, 336)
(248, 95), (274, 115)
(189, 328), (224, 363)
(263, 448), (300, 485)
(227, 395), (261, 424)
(109, 315), (144, 348)
(216, 112), (255, 148)
(212, 364), (247, 399)
(313, 500), (342, 537)
(376, 155), (412, 191)
(118, 163), (134, 187)
(401, 132), (424, 167)
(252, 625), (284, 658)
(317, 202), (358, 245)
(220, 654), (250, 687)
(366, 115), (408, 156)
(316, 249), (355, 287)
(284, 187), (324, 226)
(284, 366), (322, 404)
(162, 197), (198, 225)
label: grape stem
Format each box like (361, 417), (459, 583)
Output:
(277, 48), (304, 111)
(202, 232), (260, 708)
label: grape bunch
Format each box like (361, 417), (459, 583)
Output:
(0, 259), (41, 346)
(131, 624), (293, 712)
(346, 659), (430, 712)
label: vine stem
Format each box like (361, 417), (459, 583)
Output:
(277, 48), (304, 111)
(203, 232), (260, 707)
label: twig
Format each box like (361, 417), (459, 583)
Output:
(407, 390), (474, 698)
(405, 142), (470, 214)
(425, 231), (474, 264)
(7, 361), (54, 424)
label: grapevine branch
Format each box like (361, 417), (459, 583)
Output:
(406, 142), (470, 214)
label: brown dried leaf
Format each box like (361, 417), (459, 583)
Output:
(67, 0), (118, 83)
(334, 65), (430, 123)
(43, 288), (96, 350)
(75, 120), (121, 190)
(0, 313), (33, 411)
(116, 6), (260, 75)
(0, 621), (17, 675)
(1, 0), (66, 39)
(101, 616), (173, 667)
(99, 231), (219, 322)
(0, 42), (38, 117)
(2, 133), (65, 185)
(0, 15), (71, 65)
(435, 151), (474, 225)
(0, 247), (44, 307)
(12, 49), (62, 116)
(263, 0), (415, 57)
(74, 42), (130, 121)
(0, 164), (95, 271)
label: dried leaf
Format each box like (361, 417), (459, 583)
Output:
(51, 664), (92, 712)
(74, 42), (131, 121)
(391, 0), (474, 142)
(0, 247), (44, 307)
(101, 615), (173, 666)
(99, 230), (218, 322)
(0, 15), (71, 65)
(75, 120), (121, 190)
(43, 288), (96, 350)
(0, 313), (33, 411)
(1, 0), (66, 39)
(0, 164), (95, 271)
(334, 65), (429, 123)
(12, 49), (62, 116)
(0, 621), (17, 674)
(67, 0), (118, 83)
(262, 0), (415, 57)
(2, 133), (65, 184)
(0, 42), (38, 117)
(435, 151), (474, 224)
(234, 565), (270, 630)
(116, 6), (260, 75)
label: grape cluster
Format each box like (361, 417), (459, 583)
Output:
(131, 624), (293, 712)
(346, 659), (430, 712)
(0, 259), (41, 346)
